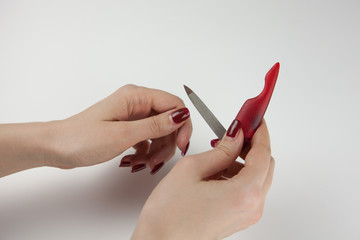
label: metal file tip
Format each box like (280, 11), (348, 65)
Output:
(183, 85), (193, 95)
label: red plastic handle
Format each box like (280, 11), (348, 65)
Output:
(235, 62), (280, 143)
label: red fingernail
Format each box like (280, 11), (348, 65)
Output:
(210, 139), (220, 147)
(150, 162), (164, 175)
(171, 108), (190, 124)
(119, 160), (131, 167)
(131, 164), (146, 173)
(226, 120), (241, 138)
(181, 142), (190, 156)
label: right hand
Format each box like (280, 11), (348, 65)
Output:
(132, 120), (275, 240)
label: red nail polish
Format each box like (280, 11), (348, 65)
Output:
(171, 108), (190, 124)
(131, 164), (146, 173)
(210, 139), (220, 147)
(226, 119), (241, 138)
(119, 161), (131, 167)
(119, 155), (134, 167)
(150, 162), (164, 175)
(235, 62), (279, 144)
(181, 142), (190, 156)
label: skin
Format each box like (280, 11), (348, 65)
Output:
(0, 84), (192, 176)
(132, 120), (274, 240)
(0, 85), (274, 239)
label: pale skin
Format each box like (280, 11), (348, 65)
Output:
(0, 84), (274, 239)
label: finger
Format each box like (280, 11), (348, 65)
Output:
(148, 133), (177, 169)
(123, 108), (190, 149)
(133, 140), (151, 155)
(176, 120), (192, 156)
(210, 139), (220, 148)
(263, 156), (275, 196)
(123, 86), (192, 155)
(190, 119), (244, 180)
(129, 134), (176, 174)
(235, 120), (271, 185)
(119, 141), (150, 167)
(136, 86), (188, 116)
(119, 155), (135, 167)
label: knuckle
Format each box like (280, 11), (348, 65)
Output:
(120, 84), (137, 93)
(215, 144), (233, 158)
(148, 116), (164, 134)
(123, 83), (137, 89)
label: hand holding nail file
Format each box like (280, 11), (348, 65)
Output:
(184, 62), (279, 146)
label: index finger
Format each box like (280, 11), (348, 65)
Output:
(125, 85), (193, 154)
(234, 119), (271, 185)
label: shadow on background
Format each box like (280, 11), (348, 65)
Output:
(0, 155), (179, 239)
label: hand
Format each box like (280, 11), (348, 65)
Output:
(132, 120), (274, 240)
(48, 84), (192, 173)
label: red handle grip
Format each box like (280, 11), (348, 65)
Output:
(235, 62), (280, 143)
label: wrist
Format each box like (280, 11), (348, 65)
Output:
(132, 215), (216, 240)
(0, 121), (62, 177)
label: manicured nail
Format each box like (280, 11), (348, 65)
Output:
(150, 162), (164, 175)
(171, 108), (190, 124)
(131, 164), (146, 173)
(226, 119), (241, 138)
(119, 155), (134, 167)
(119, 160), (131, 167)
(210, 139), (220, 148)
(181, 142), (190, 156)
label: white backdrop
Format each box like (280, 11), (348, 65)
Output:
(1, 1), (360, 239)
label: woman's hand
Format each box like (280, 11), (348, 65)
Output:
(0, 84), (192, 177)
(132, 120), (274, 240)
(50, 84), (192, 173)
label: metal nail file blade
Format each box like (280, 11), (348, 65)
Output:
(184, 85), (226, 139)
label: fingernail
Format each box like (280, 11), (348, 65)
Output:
(119, 160), (131, 167)
(181, 141), (190, 156)
(131, 164), (146, 173)
(171, 108), (190, 124)
(210, 139), (220, 147)
(226, 119), (241, 138)
(150, 162), (164, 175)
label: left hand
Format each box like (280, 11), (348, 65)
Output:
(48, 84), (192, 173)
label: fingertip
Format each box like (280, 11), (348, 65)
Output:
(170, 108), (190, 124)
(176, 118), (192, 154)
(181, 141), (190, 156)
(119, 155), (135, 167)
(210, 139), (220, 148)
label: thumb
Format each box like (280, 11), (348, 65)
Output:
(125, 107), (190, 144)
(192, 119), (244, 179)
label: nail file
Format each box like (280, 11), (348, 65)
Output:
(184, 85), (226, 139)
(184, 62), (279, 144)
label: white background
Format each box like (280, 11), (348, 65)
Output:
(1, 0), (360, 239)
